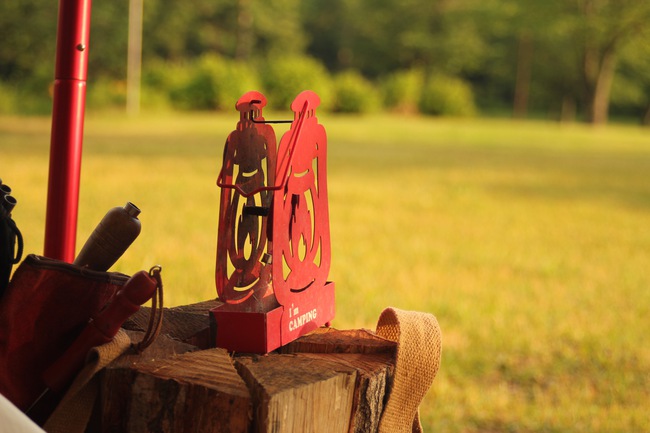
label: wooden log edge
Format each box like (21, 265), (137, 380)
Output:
(102, 301), (398, 433)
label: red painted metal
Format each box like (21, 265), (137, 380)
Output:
(212, 90), (335, 354)
(216, 100), (308, 199)
(44, 0), (92, 261)
(272, 91), (334, 346)
(215, 91), (277, 305)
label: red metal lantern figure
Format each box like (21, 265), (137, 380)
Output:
(215, 92), (276, 306)
(272, 92), (333, 345)
(211, 90), (335, 354)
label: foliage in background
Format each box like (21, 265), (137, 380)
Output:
(0, 82), (16, 115)
(166, 55), (260, 111)
(380, 69), (425, 114)
(419, 74), (477, 117)
(331, 71), (381, 114)
(261, 56), (334, 111)
(611, 37), (650, 124)
(86, 78), (127, 110)
(1, 0), (650, 122)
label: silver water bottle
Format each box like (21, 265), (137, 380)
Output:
(73, 202), (141, 271)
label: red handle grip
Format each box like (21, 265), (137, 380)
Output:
(42, 270), (157, 392)
(92, 270), (156, 337)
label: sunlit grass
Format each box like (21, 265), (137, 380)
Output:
(1, 112), (649, 432)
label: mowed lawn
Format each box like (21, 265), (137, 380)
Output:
(1, 112), (649, 432)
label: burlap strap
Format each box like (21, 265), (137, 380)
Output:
(376, 307), (442, 433)
(43, 329), (131, 433)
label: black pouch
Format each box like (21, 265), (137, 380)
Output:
(0, 183), (22, 297)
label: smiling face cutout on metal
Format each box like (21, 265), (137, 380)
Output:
(216, 92), (276, 304)
(272, 91), (331, 307)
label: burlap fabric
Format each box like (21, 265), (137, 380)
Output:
(43, 329), (131, 433)
(376, 307), (442, 433)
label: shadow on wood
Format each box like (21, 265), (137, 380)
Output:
(99, 300), (399, 433)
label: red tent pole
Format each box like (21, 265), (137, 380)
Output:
(44, 0), (92, 261)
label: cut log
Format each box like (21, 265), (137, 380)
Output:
(123, 299), (221, 349)
(97, 330), (200, 432)
(99, 343), (251, 433)
(300, 353), (394, 433)
(280, 329), (397, 433)
(235, 354), (357, 433)
(280, 327), (397, 355)
(98, 301), (400, 433)
(232, 326), (398, 433)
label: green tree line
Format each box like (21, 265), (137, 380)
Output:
(1, 0), (649, 124)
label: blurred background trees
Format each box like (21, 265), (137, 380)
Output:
(1, 0), (649, 124)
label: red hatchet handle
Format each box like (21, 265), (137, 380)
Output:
(42, 270), (157, 393)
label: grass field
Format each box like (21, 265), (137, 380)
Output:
(2, 112), (649, 432)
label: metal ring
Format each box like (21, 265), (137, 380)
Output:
(149, 265), (162, 277)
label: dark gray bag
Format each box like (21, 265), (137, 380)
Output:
(1, 179), (23, 297)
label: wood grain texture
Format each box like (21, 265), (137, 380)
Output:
(236, 354), (357, 433)
(123, 299), (221, 349)
(281, 328), (397, 355)
(100, 345), (251, 433)
(298, 353), (394, 433)
(99, 301), (399, 433)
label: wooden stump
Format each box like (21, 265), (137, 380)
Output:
(236, 354), (356, 433)
(98, 301), (397, 433)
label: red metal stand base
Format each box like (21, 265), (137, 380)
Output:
(210, 282), (335, 354)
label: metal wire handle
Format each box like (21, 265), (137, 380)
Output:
(216, 100), (310, 198)
(135, 265), (164, 352)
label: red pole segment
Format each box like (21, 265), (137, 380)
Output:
(44, 0), (92, 262)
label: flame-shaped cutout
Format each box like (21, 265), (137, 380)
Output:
(215, 91), (276, 304)
(298, 233), (307, 261)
